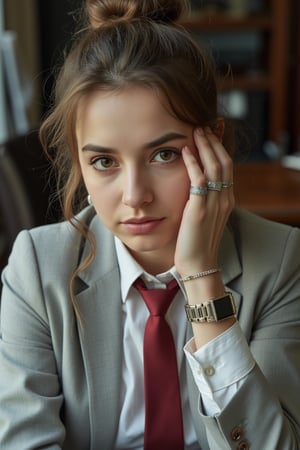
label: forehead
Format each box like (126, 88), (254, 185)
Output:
(76, 86), (191, 145)
(77, 85), (170, 120)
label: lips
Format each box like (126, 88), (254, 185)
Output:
(121, 217), (164, 234)
(123, 217), (161, 224)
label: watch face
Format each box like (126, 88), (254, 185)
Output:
(213, 295), (235, 320)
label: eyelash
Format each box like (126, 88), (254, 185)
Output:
(89, 148), (181, 172)
(90, 156), (117, 171)
(151, 149), (181, 163)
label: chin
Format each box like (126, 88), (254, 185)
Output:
(122, 235), (175, 256)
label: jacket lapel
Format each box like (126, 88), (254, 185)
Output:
(74, 215), (123, 449)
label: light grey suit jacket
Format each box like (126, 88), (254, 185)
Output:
(1, 207), (300, 449)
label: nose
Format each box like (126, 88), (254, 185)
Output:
(122, 166), (153, 208)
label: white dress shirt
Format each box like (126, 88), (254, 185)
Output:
(114, 237), (255, 449)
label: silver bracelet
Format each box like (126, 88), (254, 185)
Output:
(179, 267), (221, 282)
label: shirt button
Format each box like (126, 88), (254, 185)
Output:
(204, 366), (215, 376)
(196, 367), (202, 376)
(231, 426), (243, 441)
(237, 441), (249, 450)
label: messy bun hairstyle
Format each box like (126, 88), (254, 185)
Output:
(86, 0), (190, 27)
(40, 0), (231, 310)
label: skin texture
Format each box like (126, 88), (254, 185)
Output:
(77, 86), (236, 348)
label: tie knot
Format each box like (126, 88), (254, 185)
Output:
(134, 278), (179, 316)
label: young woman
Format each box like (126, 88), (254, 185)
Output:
(1, 1), (300, 449)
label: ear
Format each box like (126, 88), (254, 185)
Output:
(213, 117), (225, 142)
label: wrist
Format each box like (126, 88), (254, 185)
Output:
(179, 267), (221, 282)
(183, 271), (225, 305)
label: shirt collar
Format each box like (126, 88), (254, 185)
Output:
(114, 237), (184, 302)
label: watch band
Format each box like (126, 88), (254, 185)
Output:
(185, 292), (236, 323)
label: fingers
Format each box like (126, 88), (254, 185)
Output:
(182, 126), (235, 232)
(194, 127), (233, 185)
(175, 127), (234, 274)
(182, 126), (234, 192)
(181, 146), (207, 191)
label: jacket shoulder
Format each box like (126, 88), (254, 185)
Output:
(4, 207), (97, 286)
(229, 207), (300, 268)
(230, 207), (299, 240)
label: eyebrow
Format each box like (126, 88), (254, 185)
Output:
(81, 132), (187, 153)
(144, 132), (187, 149)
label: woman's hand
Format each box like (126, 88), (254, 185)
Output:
(174, 127), (235, 278)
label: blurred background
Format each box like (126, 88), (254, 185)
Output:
(0, 0), (300, 276)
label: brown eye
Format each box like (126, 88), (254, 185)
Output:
(92, 157), (116, 171)
(153, 149), (179, 163)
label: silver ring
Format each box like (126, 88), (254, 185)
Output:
(190, 185), (208, 196)
(222, 182), (234, 189)
(207, 181), (222, 191)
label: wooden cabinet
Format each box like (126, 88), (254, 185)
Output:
(234, 162), (300, 226)
(183, 0), (291, 156)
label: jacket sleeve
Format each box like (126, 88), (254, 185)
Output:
(0, 230), (65, 450)
(196, 225), (300, 449)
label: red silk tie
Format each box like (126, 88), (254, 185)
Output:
(134, 278), (184, 450)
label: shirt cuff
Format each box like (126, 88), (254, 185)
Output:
(184, 321), (255, 395)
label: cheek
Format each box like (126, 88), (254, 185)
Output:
(91, 189), (118, 228)
(80, 165), (110, 200)
(81, 170), (117, 218)
(162, 171), (190, 214)
(88, 183), (116, 209)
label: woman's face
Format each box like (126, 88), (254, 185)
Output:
(77, 86), (196, 272)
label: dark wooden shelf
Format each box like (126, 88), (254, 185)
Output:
(218, 74), (270, 91)
(183, 15), (272, 32)
(234, 161), (300, 226)
(183, 0), (291, 151)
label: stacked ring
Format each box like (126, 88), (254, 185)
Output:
(207, 181), (222, 191)
(190, 181), (234, 195)
(221, 182), (234, 189)
(190, 185), (208, 196)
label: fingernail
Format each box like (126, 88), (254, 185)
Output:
(182, 145), (191, 154)
(196, 127), (204, 136)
